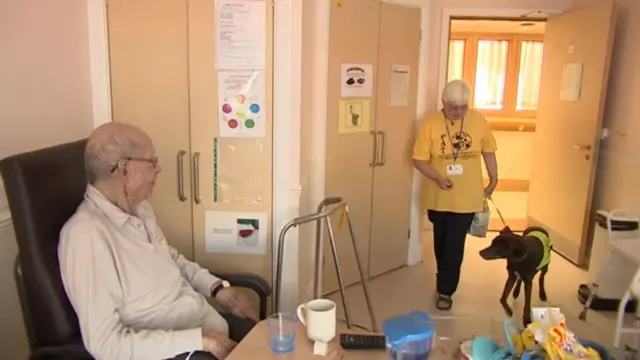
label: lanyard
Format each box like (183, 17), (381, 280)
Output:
(445, 116), (465, 163)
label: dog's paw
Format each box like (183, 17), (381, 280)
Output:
(539, 291), (548, 302)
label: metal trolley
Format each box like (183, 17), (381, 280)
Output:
(273, 197), (378, 332)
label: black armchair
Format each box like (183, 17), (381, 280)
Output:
(0, 139), (271, 360)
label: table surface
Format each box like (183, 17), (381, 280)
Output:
(227, 321), (466, 359)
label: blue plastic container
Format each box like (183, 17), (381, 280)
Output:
(383, 311), (435, 360)
(579, 339), (611, 360)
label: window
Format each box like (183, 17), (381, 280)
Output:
(446, 33), (544, 118)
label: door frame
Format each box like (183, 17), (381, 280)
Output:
(433, 7), (564, 247)
(308, 0), (434, 273)
(436, 7), (565, 105)
(87, 0), (305, 312)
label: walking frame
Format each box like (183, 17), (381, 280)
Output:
(273, 197), (378, 332)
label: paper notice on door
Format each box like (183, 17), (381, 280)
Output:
(216, 0), (266, 70)
(340, 63), (374, 98)
(338, 99), (371, 134)
(389, 64), (410, 106)
(204, 211), (268, 254)
(560, 62), (583, 102)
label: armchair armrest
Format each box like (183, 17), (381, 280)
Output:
(213, 273), (271, 320)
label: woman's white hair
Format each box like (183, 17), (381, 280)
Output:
(441, 80), (470, 106)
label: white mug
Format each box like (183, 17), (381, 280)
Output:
(296, 299), (337, 342)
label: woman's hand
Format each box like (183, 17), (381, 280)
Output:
(484, 179), (498, 198)
(436, 177), (453, 190)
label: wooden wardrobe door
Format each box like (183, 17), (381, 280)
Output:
(107, 0), (194, 257)
(369, 2), (421, 277)
(187, 0), (274, 283)
(323, 0), (380, 293)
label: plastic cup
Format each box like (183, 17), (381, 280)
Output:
(266, 312), (298, 353)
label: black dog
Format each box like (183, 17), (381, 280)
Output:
(479, 226), (552, 326)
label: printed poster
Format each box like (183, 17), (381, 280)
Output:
(389, 64), (410, 106)
(216, 0), (266, 70)
(340, 63), (374, 98)
(204, 211), (268, 254)
(338, 99), (371, 134)
(217, 71), (266, 138)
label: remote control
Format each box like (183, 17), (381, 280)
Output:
(339, 332), (386, 350)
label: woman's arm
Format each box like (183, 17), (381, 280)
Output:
(480, 118), (499, 196)
(482, 152), (498, 196)
(413, 159), (443, 182)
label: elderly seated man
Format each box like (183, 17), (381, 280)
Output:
(58, 123), (257, 360)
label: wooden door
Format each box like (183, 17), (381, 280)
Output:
(323, 0), (380, 293)
(107, 0), (194, 258)
(527, 1), (616, 265)
(368, 3), (421, 278)
(187, 0), (273, 280)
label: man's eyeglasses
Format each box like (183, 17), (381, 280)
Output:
(110, 157), (159, 173)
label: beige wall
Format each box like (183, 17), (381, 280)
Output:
(586, 0), (640, 212)
(0, 0), (94, 357)
(484, 128), (534, 219)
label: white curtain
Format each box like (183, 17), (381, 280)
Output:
(447, 40), (465, 82)
(473, 40), (509, 110)
(517, 41), (544, 110)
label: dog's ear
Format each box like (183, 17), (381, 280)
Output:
(499, 226), (513, 235)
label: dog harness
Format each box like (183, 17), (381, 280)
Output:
(528, 230), (551, 271)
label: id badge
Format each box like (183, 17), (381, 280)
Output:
(446, 164), (463, 176)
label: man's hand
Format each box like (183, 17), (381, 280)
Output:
(202, 330), (236, 360)
(484, 179), (498, 198)
(215, 288), (258, 321)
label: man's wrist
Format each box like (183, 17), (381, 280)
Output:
(211, 279), (230, 298)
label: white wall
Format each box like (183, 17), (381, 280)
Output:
(0, 0), (96, 357)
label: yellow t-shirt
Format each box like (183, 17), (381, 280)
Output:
(412, 109), (497, 213)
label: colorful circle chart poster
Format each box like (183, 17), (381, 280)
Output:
(217, 71), (266, 138)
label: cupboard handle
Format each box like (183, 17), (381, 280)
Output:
(177, 150), (187, 201)
(193, 152), (202, 204)
(369, 131), (378, 167)
(378, 131), (387, 166)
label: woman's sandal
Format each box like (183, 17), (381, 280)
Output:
(436, 294), (452, 310)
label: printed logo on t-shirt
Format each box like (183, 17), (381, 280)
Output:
(451, 131), (473, 151)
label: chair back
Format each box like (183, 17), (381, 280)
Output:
(0, 139), (87, 349)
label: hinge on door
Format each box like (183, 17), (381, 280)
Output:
(408, 229), (411, 239)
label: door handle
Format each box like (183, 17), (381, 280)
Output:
(377, 131), (387, 166)
(192, 152), (202, 204)
(573, 144), (592, 151)
(369, 131), (378, 167)
(177, 150), (187, 201)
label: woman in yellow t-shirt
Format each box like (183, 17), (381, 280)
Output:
(412, 80), (498, 310)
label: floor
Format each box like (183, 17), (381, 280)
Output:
(327, 231), (639, 349)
